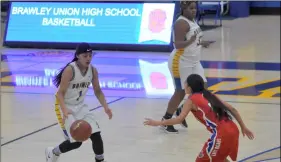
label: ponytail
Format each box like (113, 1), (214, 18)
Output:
(202, 89), (232, 121)
(53, 57), (78, 88)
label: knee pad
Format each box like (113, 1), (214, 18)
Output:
(90, 132), (104, 155)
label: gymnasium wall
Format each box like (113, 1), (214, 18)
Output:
(249, 1), (280, 15)
(250, 1), (280, 8)
(221, 1), (279, 18)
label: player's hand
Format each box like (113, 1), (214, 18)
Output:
(200, 40), (214, 48)
(143, 118), (161, 126)
(62, 108), (73, 125)
(190, 34), (197, 43)
(104, 108), (112, 120)
(242, 127), (254, 140)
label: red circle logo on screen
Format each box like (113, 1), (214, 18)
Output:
(149, 9), (167, 33)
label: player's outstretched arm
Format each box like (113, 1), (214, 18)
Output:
(144, 99), (193, 126)
(217, 96), (254, 140)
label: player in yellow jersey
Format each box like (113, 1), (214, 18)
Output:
(161, 1), (212, 133)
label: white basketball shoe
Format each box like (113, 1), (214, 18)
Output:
(45, 147), (59, 162)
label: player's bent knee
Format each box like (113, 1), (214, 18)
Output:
(90, 132), (104, 155)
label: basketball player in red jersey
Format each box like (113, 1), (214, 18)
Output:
(144, 74), (254, 162)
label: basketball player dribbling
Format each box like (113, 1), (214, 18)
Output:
(162, 1), (212, 133)
(144, 74), (254, 162)
(45, 43), (113, 162)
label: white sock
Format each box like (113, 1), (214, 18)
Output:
(95, 154), (104, 161)
(52, 146), (61, 156)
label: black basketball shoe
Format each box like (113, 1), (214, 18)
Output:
(160, 118), (179, 133)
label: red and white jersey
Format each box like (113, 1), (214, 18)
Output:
(189, 93), (230, 133)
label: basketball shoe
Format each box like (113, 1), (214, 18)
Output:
(45, 147), (59, 162)
(160, 118), (179, 133)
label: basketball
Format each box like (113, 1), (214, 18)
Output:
(70, 120), (92, 142)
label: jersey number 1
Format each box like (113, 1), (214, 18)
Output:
(76, 91), (82, 101)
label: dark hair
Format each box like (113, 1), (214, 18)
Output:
(179, 1), (197, 15)
(186, 74), (232, 120)
(53, 56), (78, 88)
